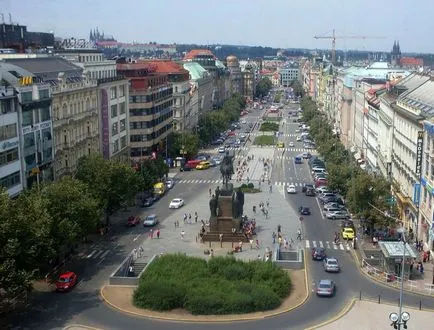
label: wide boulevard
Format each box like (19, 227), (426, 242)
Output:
(9, 90), (434, 330)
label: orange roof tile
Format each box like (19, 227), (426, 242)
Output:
(141, 60), (188, 74)
(183, 49), (216, 60)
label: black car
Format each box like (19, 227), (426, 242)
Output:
(180, 164), (192, 172)
(141, 197), (154, 208)
(302, 184), (315, 193)
(306, 188), (316, 196)
(299, 207), (311, 215)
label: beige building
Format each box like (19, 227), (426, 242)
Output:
(51, 73), (99, 178)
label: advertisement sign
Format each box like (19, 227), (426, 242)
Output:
(100, 89), (110, 159)
(415, 131), (424, 176)
(413, 183), (421, 205)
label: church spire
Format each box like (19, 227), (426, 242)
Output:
(396, 41), (401, 55)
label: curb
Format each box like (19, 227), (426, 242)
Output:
(63, 325), (102, 330)
(100, 262), (310, 323)
(304, 298), (356, 330)
(351, 247), (434, 299)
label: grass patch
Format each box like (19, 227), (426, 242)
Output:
(133, 254), (291, 315)
(259, 122), (279, 131)
(237, 183), (261, 193)
(253, 135), (275, 145)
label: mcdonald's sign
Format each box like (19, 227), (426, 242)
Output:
(19, 76), (33, 86)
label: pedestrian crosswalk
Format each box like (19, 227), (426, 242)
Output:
(274, 182), (307, 187)
(86, 249), (111, 260)
(177, 179), (224, 184)
(219, 147), (316, 152)
(175, 179), (309, 186)
(305, 240), (352, 251)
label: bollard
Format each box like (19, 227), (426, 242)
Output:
(419, 300), (422, 310)
(359, 290), (362, 301)
(378, 295), (381, 304)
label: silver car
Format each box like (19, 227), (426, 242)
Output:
(316, 279), (336, 297)
(326, 210), (349, 220)
(323, 258), (340, 273)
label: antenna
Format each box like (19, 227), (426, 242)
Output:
(9, 13), (12, 24)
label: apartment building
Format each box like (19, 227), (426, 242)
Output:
(0, 62), (54, 192)
(117, 61), (173, 163)
(279, 62), (299, 87)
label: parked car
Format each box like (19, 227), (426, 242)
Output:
(326, 210), (350, 220)
(316, 279), (336, 297)
(323, 205), (342, 213)
(324, 202), (345, 210)
(286, 184), (296, 194)
(300, 207), (311, 215)
(180, 164), (193, 172)
(341, 220), (355, 229)
(316, 186), (330, 194)
(141, 197), (154, 208)
(312, 247), (326, 261)
(323, 258), (340, 273)
(196, 161), (211, 170)
(169, 198), (185, 209)
(306, 188), (316, 196)
(55, 271), (78, 292)
(296, 136), (302, 141)
(315, 178), (328, 187)
(302, 152), (312, 159)
(143, 214), (159, 227)
(319, 193), (336, 202)
(218, 147), (226, 153)
(165, 179), (174, 189)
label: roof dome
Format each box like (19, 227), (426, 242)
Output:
(226, 55), (239, 66)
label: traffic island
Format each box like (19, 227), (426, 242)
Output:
(253, 135), (275, 146)
(101, 267), (308, 322)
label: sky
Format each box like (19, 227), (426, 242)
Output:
(2, 0), (434, 53)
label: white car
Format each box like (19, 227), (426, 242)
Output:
(286, 184), (296, 194)
(296, 136), (302, 142)
(169, 198), (184, 209)
(288, 142), (294, 147)
(165, 179), (174, 189)
(218, 147), (225, 153)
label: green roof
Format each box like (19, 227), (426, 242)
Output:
(183, 62), (208, 80)
(215, 60), (226, 69)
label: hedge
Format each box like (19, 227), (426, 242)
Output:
(133, 254), (291, 315)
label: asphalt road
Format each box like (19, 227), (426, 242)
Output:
(9, 95), (434, 330)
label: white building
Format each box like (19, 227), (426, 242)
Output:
(0, 82), (22, 197)
(279, 62), (299, 87)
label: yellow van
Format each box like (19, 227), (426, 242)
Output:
(277, 141), (285, 148)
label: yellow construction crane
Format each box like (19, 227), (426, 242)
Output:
(314, 29), (387, 64)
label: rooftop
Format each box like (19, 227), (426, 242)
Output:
(0, 61), (35, 86)
(378, 241), (418, 259)
(141, 60), (188, 75)
(182, 62), (209, 80)
(3, 57), (82, 80)
(183, 49), (216, 61)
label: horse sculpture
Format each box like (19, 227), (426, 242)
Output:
(220, 152), (234, 186)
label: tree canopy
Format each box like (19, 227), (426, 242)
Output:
(255, 77), (273, 98)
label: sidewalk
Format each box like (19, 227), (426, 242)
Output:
(315, 300), (434, 329)
(355, 237), (434, 297)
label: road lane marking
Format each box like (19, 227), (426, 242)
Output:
(133, 234), (141, 242)
(319, 241), (324, 248)
(305, 240), (310, 248)
(87, 250), (97, 258)
(339, 243), (345, 250)
(93, 250), (103, 259)
(100, 250), (110, 259)
(326, 241), (331, 249)
(312, 241), (317, 248)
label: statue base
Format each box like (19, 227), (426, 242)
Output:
(219, 183), (234, 196)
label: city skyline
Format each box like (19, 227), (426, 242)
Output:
(3, 0), (434, 53)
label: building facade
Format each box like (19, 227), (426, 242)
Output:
(183, 62), (214, 114)
(0, 62), (54, 191)
(0, 81), (22, 197)
(117, 62), (173, 163)
(226, 56), (243, 95)
(279, 62), (299, 87)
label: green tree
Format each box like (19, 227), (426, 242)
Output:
(167, 132), (199, 159)
(255, 77), (273, 98)
(138, 158), (169, 191)
(291, 80), (305, 98)
(326, 163), (353, 195)
(42, 177), (102, 243)
(76, 154), (141, 223)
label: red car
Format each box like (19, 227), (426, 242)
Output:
(56, 271), (78, 292)
(127, 216), (140, 226)
(315, 178), (328, 188)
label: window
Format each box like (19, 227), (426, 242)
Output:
(0, 123), (17, 140)
(110, 86), (117, 99)
(111, 104), (118, 118)
(22, 110), (33, 126)
(0, 171), (20, 189)
(39, 89), (49, 99)
(0, 147), (19, 166)
(21, 91), (32, 103)
(42, 128), (52, 141)
(426, 159), (430, 176)
(120, 119), (126, 131)
(40, 107), (50, 122)
(119, 102), (126, 114)
(112, 123), (118, 136)
(113, 140), (119, 153)
(119, 85), (125, 97)
(0, 99), (13, 114)
(24, 133), (35, 148)
(121, 135), (127, 148)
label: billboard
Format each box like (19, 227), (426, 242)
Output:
(100, 89), (110, 159)
(415, 131), (424, 176)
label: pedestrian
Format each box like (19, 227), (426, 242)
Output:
(209, 188), (212, 197)
(133, 248), (137, 260)
(139, 246), (144, 257)
(250, 239), (254, 249)
(266, 200), (270, 208)
(156, 229), (160, 239)
(272, 231), (276, 244)
(188, 213), (192, 223)
(174, 220), (177, 228)
(183, 213), (187, 223)
(181, 230), (185, 240)
(149, 229), (153, 239)
(195, 212), (198, 223)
